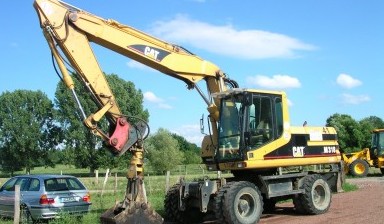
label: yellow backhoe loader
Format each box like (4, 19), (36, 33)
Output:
(33, 0), (344, 223)
(342, 129), (384, 177)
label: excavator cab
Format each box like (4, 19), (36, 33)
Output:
(216, 90), (284, 162)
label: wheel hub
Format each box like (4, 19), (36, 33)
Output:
(313, 185), (325, 205)
(238, 199), (250, 215)
(355, 163), (365, 174)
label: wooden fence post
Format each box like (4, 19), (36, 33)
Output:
(101, 168), (110, 196)
(147, 173), (152, 195)
(199, 165), (205, 175)
(114, 172), (118, 195)
(165, 171), (170, 193)
(95, 170), (99, 184)
(14, 185), (20, 224)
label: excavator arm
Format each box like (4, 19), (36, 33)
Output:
(33, 0), (238, 223)
(33, 0), (236, 156)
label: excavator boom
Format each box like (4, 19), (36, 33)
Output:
(33, 0), (235, 156)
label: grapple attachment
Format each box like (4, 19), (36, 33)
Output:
(100, 177), (163, 224)
(100, 201), (163, 224)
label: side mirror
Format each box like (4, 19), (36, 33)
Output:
(200, 114), (205, 134)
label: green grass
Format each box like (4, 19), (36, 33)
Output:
(342, 182), (359, 192)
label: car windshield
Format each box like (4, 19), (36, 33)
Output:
(44, 177), (86, 191)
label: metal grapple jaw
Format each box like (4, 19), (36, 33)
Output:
(100, 177), (163, 224)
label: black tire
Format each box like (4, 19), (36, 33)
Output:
(380, 168), (384, 175)
(219, 181), (263, 224)
(164, 184), (183, 223)
(20, 204), (34, 224)
(214, 183), (233, 224)
(295, 174), (332, 215)
(293, 195), (306, 214)
(349, 159), (369, 177)
(164, 184), (203, 224)
(262, 197), (276, 213)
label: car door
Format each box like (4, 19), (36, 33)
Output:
(20, 178), (41, 210)
(0, 177), (17, 217)
(0, 177), (30, 217)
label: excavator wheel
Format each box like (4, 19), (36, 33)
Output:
(262, 197), (277, 213)
(293, 174), (331, 215)
(349, 159), (369, 177)
(215, 181), (263, 224)
(164, 184), (203, 224)
(164, 184), (184, 223)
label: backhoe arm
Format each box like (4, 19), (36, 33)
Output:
(34, 0), (235, 155)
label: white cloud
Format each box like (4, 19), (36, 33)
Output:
(144, 91), (162, 103)
(144, 91), (173, 109)
(336, 73), (362, 89)
(150, 15), (316, 59)
(341, 93), (370, 105)
(172, 124), (203, 146)
(246, 74), (301, 89)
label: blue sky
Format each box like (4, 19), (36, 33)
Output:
(1, 0), (383, 145)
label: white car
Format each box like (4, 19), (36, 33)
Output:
(0, 174), (91, 223)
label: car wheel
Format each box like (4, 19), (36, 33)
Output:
(20, 204), (34, 224)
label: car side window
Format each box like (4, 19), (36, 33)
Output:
(1, 177), (30, 191)
(1, 178), (18, 191)
(67, 178), (85, 190)
(17, 178), (31, 191)
(27, 178), (40, 191)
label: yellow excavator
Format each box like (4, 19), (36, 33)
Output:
(33, 0), (344, 223)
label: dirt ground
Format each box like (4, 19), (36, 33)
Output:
(259, 176), (384, 224)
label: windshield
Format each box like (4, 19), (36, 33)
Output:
(217, 96), (243, 160)
(372, 131), (384, 156)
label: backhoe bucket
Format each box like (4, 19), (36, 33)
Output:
(100, 201), (163, 224)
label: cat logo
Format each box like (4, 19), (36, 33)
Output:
(144, 46), (160, 61)
(293, 146), (305, 157)
(128, 44), (170, 62)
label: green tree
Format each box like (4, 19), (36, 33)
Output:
(55, 73), (149, 174)
(0, 90), (60, 175)
(359, 116), (384, 148)
(171, 133), (202, 164)
(326, 113), (363, 153)
(145, 128), (184, 174)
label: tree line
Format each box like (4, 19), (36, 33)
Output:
(0, 73), (200, 176)
(326, 114), (384, 153)
(0, 72), (383, 175)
